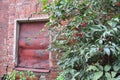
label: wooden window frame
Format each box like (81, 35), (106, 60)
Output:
(13, 17), (51, 72)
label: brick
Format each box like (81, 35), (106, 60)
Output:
(9, 0), (16, 3)
(7, 67), (13, 74)
(0, 0), (59, 79)
(8, 62), (15, 68)
(19, 10), (25, 18)
(0, 66), (7, 76)
(7, 38), (14, 47)
(9, 15), (15, 24)
(49, 71), (58, 79)
(0, 3), (8, 10)
(0, 15), (8, 23)
(9, 5), (16, 16)
(0, 1), (8, 78)
(8, 24), (14, 38)
(2, 0), (9, 4)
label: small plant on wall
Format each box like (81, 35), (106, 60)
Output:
(40, 0), (120, 80)
(2, 70), (37, 80)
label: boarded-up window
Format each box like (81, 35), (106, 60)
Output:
(17, 21), (49, 69)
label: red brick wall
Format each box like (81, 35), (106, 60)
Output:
(0, 0), (9, 78)
(0, 0), (59, 79)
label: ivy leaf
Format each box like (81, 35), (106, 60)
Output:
(90, 25), (103, 31)
(113, 65), (120, 71)
(104, 65), (111, 71)
(110, 47), (116, 55)
(114, 18), (119, 22)
(104, 48), (110, 56)
(73, 72), (80, 79)
(99, 39), (103, 44)
(107, 21), (117, 28)
(93, 71), (103, 80)
(55, 11), (62, 17)
(102, 31), (112, 37)
(86, 65), (99, 71)
(39, 0), (48, 5)
(112, 0), (117, 3)
(95, 63), (103, 71)
(105, 72), (111, 80)
(22, 77), (26, 80)
(113, 28), (118, 33)
(111, 71), (117, 78)
(115, 76), (120, 80)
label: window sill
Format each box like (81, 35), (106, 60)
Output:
(15, 67), (50, 73)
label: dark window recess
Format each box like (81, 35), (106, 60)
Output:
(18, 21), (49, 69)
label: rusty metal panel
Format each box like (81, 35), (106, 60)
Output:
(19, 37), (49, 49)
(18, 48), (49, 68)
(18, 21), (49, 69)
(19, 22), (48, 38)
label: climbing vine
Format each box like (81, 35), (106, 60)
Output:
(40, 0), (120, 80)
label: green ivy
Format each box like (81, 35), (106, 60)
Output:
(3, 70), (35, 80)
(40, 0), (120, 80)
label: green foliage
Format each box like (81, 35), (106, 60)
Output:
(40, 0), (120, 80)
(4, 70), (16, 80)
(57, 73), (64, 80)
(3, 70), (35, 80)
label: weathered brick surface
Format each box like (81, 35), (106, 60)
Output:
(0, 0), (59, 79)
(0, 0), (9, 78)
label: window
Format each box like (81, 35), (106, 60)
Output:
(14, 18), (50, 72)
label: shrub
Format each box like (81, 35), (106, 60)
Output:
(40, 0), (120, 80)
(3, 70), (36, 80)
